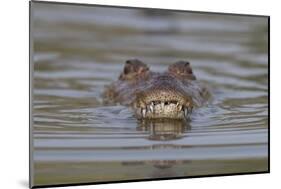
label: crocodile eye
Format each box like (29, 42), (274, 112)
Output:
(119, 59), (150, 80)
(168, 61), (196, 80)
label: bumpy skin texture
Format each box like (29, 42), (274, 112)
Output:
(103, 59), (210, 120)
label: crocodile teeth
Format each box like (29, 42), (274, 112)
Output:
(142, 109), (146, 117)
(161, 102), (164, 109)
(149, 104), (154, 112)
(184, 108), (188, 118)
(177, 104), (182, 111)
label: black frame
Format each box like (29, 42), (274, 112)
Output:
(29, 0), (270, 188)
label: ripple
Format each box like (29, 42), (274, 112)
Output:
(31, 2), (268, 184)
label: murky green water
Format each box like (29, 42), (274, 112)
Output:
(31, 2), (268, 186)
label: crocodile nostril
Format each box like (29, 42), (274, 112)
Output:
(150, 100), (180, 106)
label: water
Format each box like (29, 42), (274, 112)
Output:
(31, 2), (269, 186)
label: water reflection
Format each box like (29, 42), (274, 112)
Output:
(122, 159), (189, 175)
(137, 120), (190, 170)
(138, 119), (190, 141)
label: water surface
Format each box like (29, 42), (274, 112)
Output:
(31, 2), (268, 186)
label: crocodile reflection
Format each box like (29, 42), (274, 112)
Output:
(137, 119), (190, 141)
(123, 119), (191, 170)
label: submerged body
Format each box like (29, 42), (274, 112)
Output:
(103, 59), (210, 120)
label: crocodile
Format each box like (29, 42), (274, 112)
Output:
(103, 59), (210, 120)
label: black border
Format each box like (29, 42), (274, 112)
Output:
(29, 1), (270, 188)
(268, 17), (270, 172)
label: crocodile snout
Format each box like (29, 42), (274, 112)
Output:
(133, 75), (193, 119)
